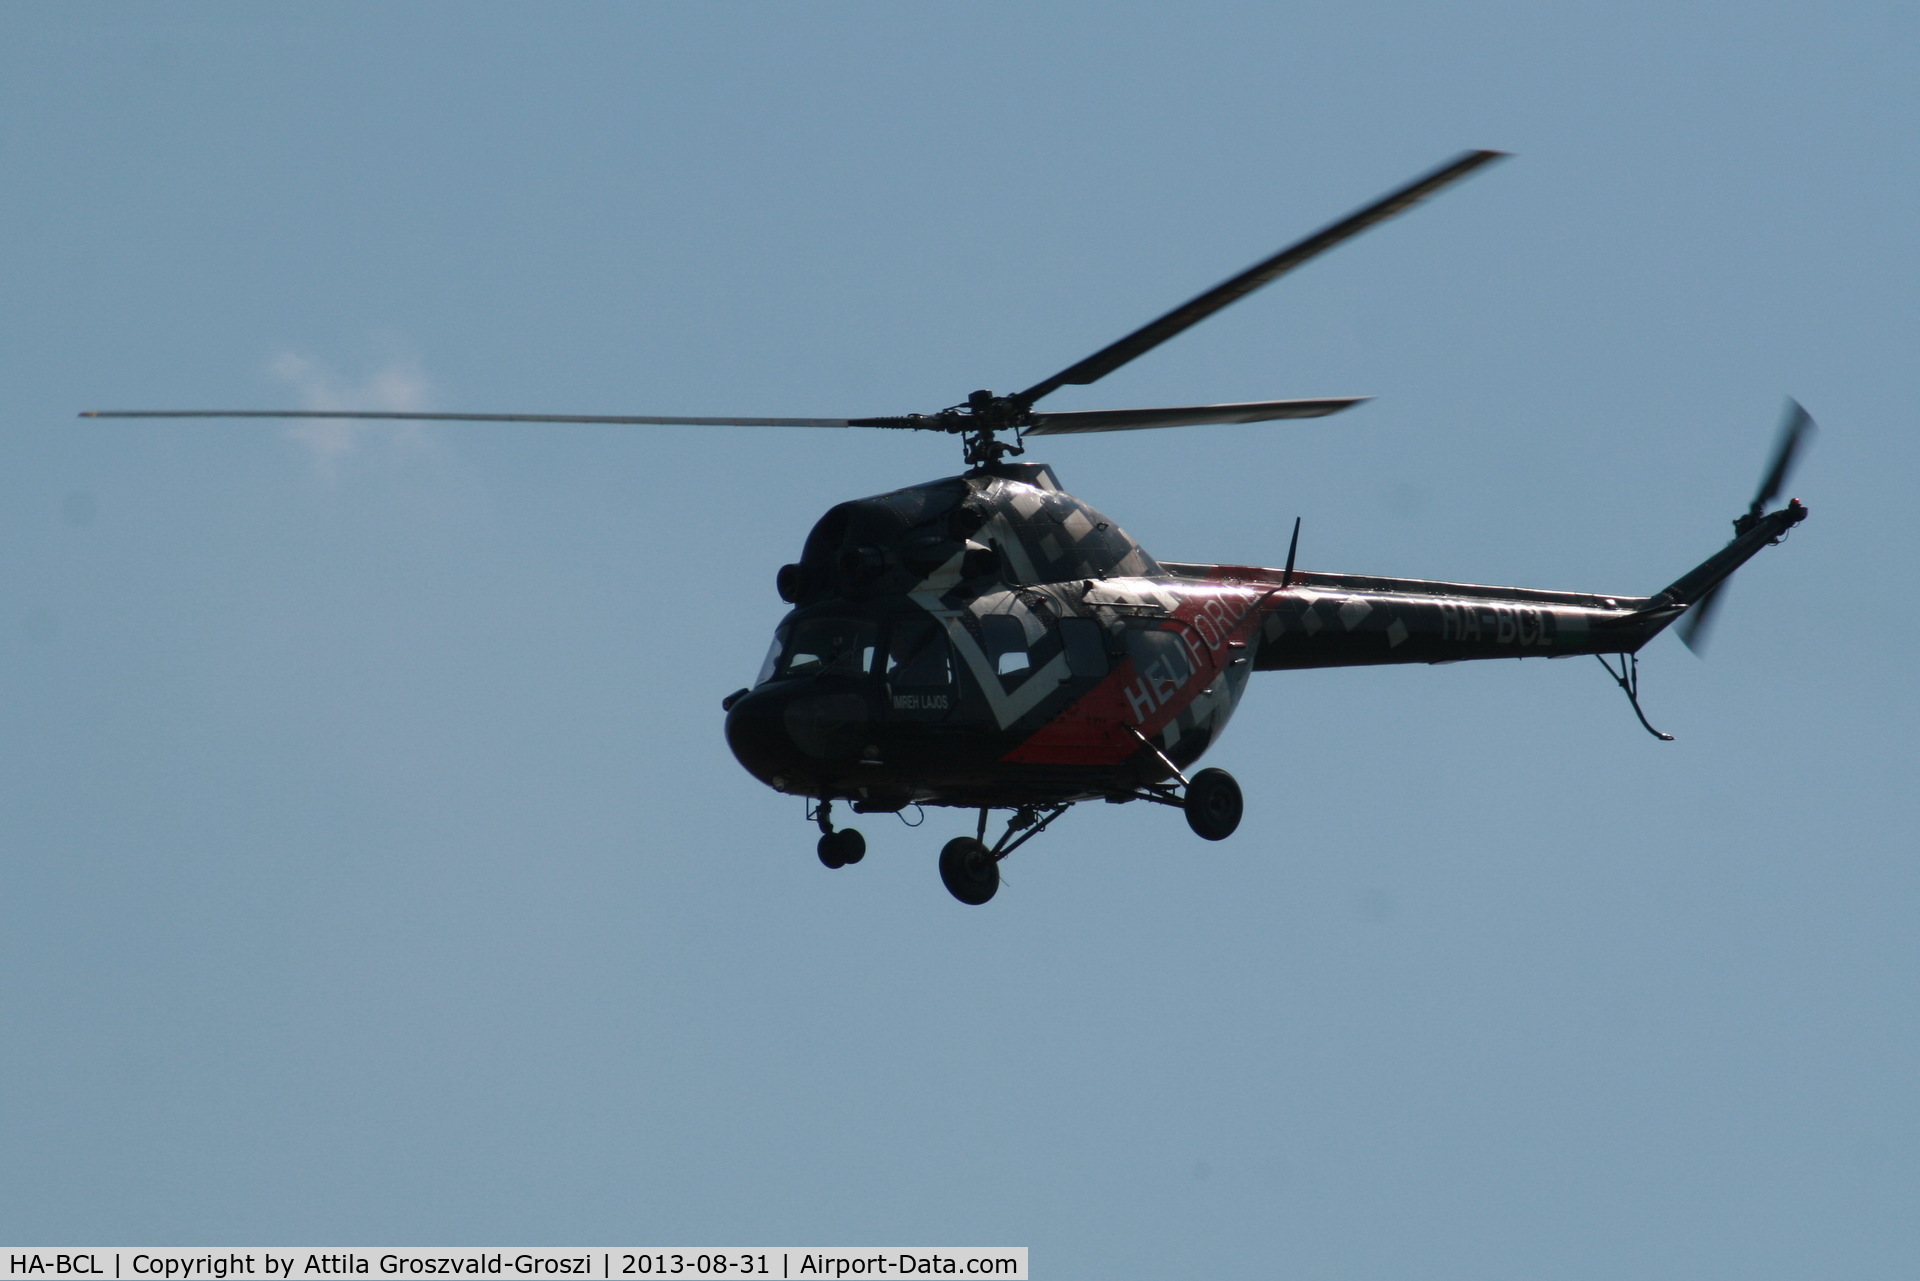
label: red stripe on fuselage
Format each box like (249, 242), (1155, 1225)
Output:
(1000, 580), (1267, 765)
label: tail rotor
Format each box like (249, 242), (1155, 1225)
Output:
(1677, 399), (1816, 654)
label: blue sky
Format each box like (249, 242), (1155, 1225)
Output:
(3, 3), (1917, 1274)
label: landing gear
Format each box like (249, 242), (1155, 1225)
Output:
(1123, 727), (1243, 842)
(1183, 767), (1243, 841)
(817, 828), (865, 868)
(811, 799), (865, 869)
(937, 803), (1072, 905)
(811, 766), (1244, 902)
(938, 837), (998, 905)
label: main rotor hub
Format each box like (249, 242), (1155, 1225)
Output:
(845, 390), (1033, 466)
(955, 389), (1030, 468)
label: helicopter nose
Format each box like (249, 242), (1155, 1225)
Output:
(724, 682), (872, 790)
(724, 686), (802, 786)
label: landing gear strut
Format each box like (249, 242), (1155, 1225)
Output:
(934, 758), (1249, 903)
(1122, 727), (1245, 841)
(811, 799), (865, 869)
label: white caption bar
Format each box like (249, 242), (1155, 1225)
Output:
(2, 1252), (1027, 1281)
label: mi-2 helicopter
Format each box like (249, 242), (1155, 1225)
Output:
(86, 150), (1813, 904)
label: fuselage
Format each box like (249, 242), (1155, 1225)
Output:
(724, 462), (1677, 812)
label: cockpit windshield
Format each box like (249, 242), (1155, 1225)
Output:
(754, 630), (785, 686)
(775, 617), (880, 680)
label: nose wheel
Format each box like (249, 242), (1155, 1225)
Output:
(817, 828), (865, 868)
(810, 800), (866, 869)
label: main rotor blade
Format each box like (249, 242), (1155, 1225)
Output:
(1751, 398), (1816, 515)
(79, 409), (854, 427)
(1016, 149), (1507, 406)
(1024, 396), (1366, 436)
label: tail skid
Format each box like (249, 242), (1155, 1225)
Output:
(1595, 399), (1815, 736)
(1588, 494), (1806, 740)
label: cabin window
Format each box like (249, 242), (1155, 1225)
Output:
(980, 614), (1031, 676)
(1058, 616), (1109, 678)
(779, 617), (879, 679)
(885, 618), (952, 687)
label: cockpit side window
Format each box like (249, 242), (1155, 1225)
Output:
(778, 617), (879, 679)
(980, 614), (1031, 676)
(1058, 616), (1109, 678)
(885, 618), (952, 687)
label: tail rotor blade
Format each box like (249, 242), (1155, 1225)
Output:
(1677, 583), (1726, 654)
(1683, 398), (1817, 656)
(1750, 398), (1816, 516)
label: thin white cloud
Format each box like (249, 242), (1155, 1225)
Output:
(270, 348), (434, 478)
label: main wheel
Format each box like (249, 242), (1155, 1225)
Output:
(817, 831), (846, 868)
(938, 836), (999, 905)
(1183, 767), (1243, 841)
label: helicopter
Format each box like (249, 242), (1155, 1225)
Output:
(84, 149), (1813, 905)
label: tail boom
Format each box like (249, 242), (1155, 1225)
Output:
(1161, 499), (1807, 673)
